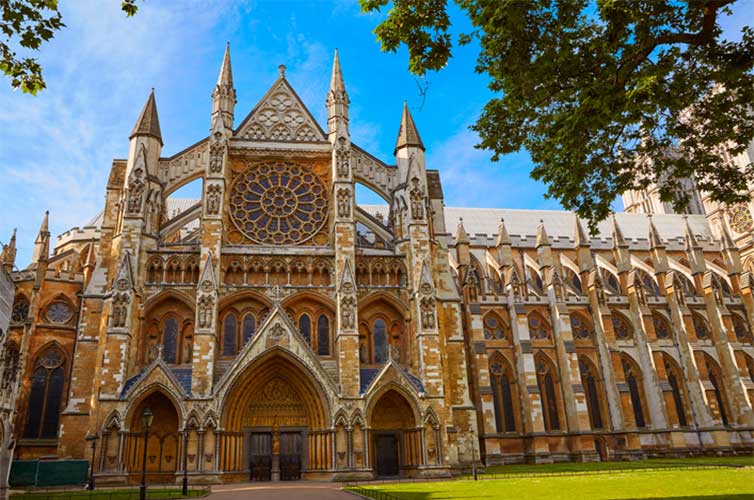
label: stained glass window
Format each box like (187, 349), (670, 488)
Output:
(692, 314), (710, 340)
(652, 313), (671, 339)
(228, 161), (328, 245)
(623, 359), (646, 428)
(707, 361), (729, 425)
(490, 360), (515, 433)
(163, 317), (178, 364)
(665, 362), (688, 427)
(46, 301), (72, 324)
(12, 297), (29, 322)
(299, 315), (311, 345)
(570, 314), (593, 339)
(223, 314), (237, 357)
(23, 346), (65, 439)
(317, 315), (330, 356)
(374, 318), (387, 364)
(242, 314), (256, 345)
(484, 314), (506, 340)
(579, 360), (603, 429)
(732, 314), (751, 341)
(611, 313), (633, 340)
(528, 312), (551, 340)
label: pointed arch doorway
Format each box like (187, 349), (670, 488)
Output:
(368, 388), (420, 478)
(221, 351), (330, 481)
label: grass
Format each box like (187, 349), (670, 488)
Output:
(476, 455), (754, 476)
(351, 468), (754, 499)
(10, 488), (208, 500)
(348, 456), (754, 500)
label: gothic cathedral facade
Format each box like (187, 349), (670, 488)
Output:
(0, 47), (753, 485)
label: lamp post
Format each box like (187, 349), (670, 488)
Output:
(139, 408), (154, 500)
(181, 429), (188, 496)
(85, 432), (100, 491)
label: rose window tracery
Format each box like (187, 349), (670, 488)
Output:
(729, 204), (753, 233)
(229, 161), (328, 245)
(46, 301), (73, 324)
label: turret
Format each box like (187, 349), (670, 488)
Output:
(326, 49), (349, 142)
(394, 102), (425, 184)
(212, 43), (236, 133)
(127, 89), (163, 183)
(31, 211), (50, 265)
(1, 228), (16, 273)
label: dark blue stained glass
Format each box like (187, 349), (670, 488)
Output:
(317, 315), (330, 356)
(543, 373), (560, 431)
(299, 315), (311, 345)
(223, 314), (237, 356)
(163, 317), (178, 364)
(243, 314), (256, 345)
(42, 367), (64, 438)
(374, 318), (387, 364)
(627, 374), (646, 428)
(24, 367), (46, 438)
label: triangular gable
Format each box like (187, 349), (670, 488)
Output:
(362, 359), (424, 397)
(235, 77), (327, 143)
(121, 357), (189, 400)
(214, 302), (339, 402)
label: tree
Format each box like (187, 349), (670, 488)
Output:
(1, 0), (139, 94)
(360, 0), (754, 227)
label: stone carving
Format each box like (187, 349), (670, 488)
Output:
(340, 296), (355, 330)
(409, 179), (424, 220)
(198, 295), (214, 329)
(209, 134), (224, 174)
(550, 268), (565, 301)
(127, 169), (145, 214)
(509, 268), (523, 302)
(206, 184), (222, 215)
(269, 323), (286, 340)
(420, 297), (436, 329)
(337, 188), (351, 218)
(111, 293), (129, 328)
(336, 142), (350, 177)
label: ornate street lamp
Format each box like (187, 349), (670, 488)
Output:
(139, 408), (154, 500)
(181, 428), (189, 496)
(85, 432), (100, 490)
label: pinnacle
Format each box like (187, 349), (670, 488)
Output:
(647, 215), (665, 249)
(496, 218), (511, 247)
(394, 101), (424, 154)
(39, 210), (49, 235)
(130, 89), (163, 146)
(535, 219), (551, 248)
(574, 216), (590, 247)
(217, 42), (234, 88)
(329, 48), (346, 94)
(611, 214), (627, 248)
(455, 218), (469, 244)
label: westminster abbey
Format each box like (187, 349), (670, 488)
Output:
(0, 46), (753, 485)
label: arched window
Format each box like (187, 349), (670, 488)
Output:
(483, 312), (507, 340)
(317, 315), (330, 356)
(640, 270), (660, 296)
(162, 317), (178, 364)
(652, 312), (672, 339)
(299, 314), (311, 345)
(1, 341), (20, 392)
(536, 355), (561, 431)
(732, 314), (751, 342)
(373, 318), (387, 363)
(578, 358), (604, 429)
(528, 267), (544, 295)
(242, 314), (256, 345)
(745, 355), (754, 384)
(11, 296), (29, 323)
(528, 312), (551, 340)
(24, 346), (66, 439)
(611, 312), (633, 340)
(705, 357), (729, 425)
(222, 314), (237, 357)
(489, 357), (516, 433)
(565, 268), (583, 295)
(663, 357), (688, 427)
(692, 313), (710, 340)
(602, 269), (621, 295)
(622, 357), (646, 428)
(570, 313), (593, 340)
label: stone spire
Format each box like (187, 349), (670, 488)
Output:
(130, 89), (163, 146)
(574, 217), (594, 272)
(647, 215), (668, 272)
(31, 211), (50, 264)
(1, 228), (16, 273)
(535, 219), (551, 248)
(394, 101), (424, 154)
(611, 215), (630, 273)
(647, 215), (665, 249)
(326, 49), (349, 140)
(212, 43), (236, 132)
(455, 218), (470, 245)
(611, 214), (627, 249)
(574, 216), (590, 248)
(684, 216), (706, 275)
(720, 220), (742, 275)
(496, 218), (511, 247)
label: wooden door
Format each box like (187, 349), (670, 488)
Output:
(250, 433), (272, 481)
(375, 433), (399, 477)
(280, 432), (302, 481)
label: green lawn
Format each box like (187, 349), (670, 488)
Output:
(477, 455), (754, 476)
(351, 468), (754, 499)
(11, 488), (208, 500)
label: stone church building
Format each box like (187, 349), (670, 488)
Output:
(0, 46), (753, 484)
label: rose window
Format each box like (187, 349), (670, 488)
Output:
(46, 301), (72, 324)
(229, 161), (328, 245)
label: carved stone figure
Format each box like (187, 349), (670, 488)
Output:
(206, 184), (222, 215)
(337, 188), (351, 218)
(127, 170), (144, 214)
(420, 297), (436, 329)
(336, 143), (350, 178)
(340, 296), (355, 329)
(198, 295), (214, 328)
(209, 134), (224, 173)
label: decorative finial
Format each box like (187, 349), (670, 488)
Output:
(278, 64), (286, 77)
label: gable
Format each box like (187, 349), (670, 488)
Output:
(235, 78), (327, 143)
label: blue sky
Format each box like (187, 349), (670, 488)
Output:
(0, 0), (751, 266)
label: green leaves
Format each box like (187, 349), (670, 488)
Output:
(0, 0), (139, 94)
(361, 0), (754, 230)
